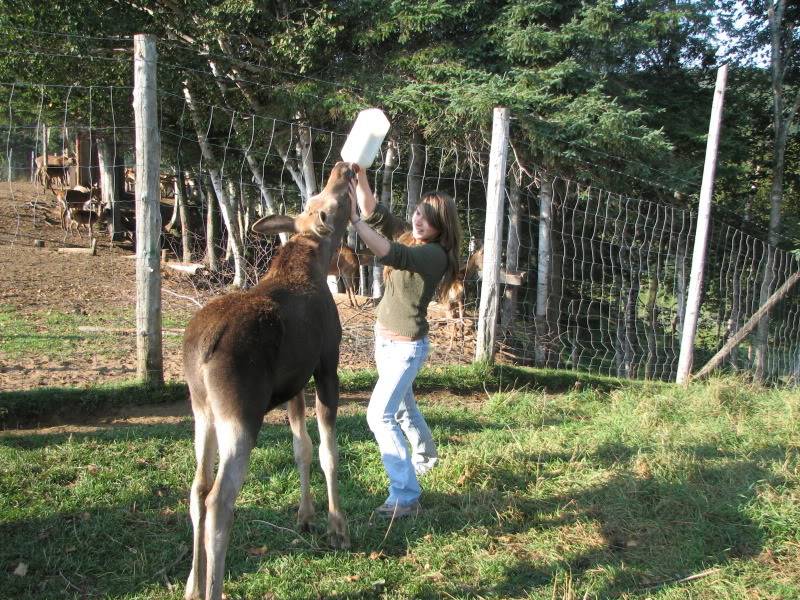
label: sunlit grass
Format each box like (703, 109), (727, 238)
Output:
(1, 378), (798, 599)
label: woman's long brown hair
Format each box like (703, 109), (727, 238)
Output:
(384, 192), (462, 302)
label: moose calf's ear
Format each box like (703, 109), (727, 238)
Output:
(252, 215), (297, 235)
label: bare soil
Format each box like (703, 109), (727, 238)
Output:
(0, 181), (478, 427)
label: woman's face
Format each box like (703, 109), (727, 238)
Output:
(411, 205), (440, 242)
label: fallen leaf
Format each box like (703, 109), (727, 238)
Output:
(247, 546), (269, 556)
(344, 575), (360, 582)
(13, 562), (28, 577)
(368, 551), (385, 560)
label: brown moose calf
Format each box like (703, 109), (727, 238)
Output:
(182, 162), (355, 600)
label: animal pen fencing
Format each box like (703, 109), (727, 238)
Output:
(1, 47), (799, 386)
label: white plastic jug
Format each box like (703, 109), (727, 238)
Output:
(340, 108), (390, 168)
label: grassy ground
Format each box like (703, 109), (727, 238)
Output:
(1, 375), (798, 599)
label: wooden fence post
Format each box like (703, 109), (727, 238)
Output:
(475, 107), (510, 363)
(676, 64), (728, 384)
(133, 34), (164, 386)
(534, 174), (553, 367)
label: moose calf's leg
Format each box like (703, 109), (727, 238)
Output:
(287, 392), (315, 531)
(203, 420), (254, 600)
(314, 388), (349, 549)
(185, 413), (217, 600)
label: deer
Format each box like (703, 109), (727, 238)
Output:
(63, 206), (99, 241)
(445, 276), (465, 351)
(445, 246), (484, 351)
(34, 153), (76, 191)
(54, 188), (101, 235)
(328, 244), (360, 307)
(182, 161), (355, 600)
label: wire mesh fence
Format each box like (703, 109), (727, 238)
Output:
(1, 80), (798, 385)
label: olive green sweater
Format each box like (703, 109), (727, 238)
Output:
(364, 204), (447, 338)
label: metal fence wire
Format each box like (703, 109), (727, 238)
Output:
(1, 81), (798, 385)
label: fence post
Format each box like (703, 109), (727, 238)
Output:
(676, 64), (728, 384)
(475, 107), (510, 363)
(534, 174), (553, 367)
(133, 34), (164, 386)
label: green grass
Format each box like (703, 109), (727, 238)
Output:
(1, 377), (798, 599)
(0, 304), (192, 361)
(0, 304), (169, 363)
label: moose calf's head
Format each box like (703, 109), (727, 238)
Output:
(252, 162), (356, 239)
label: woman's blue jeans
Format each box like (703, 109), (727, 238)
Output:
(367, 331), (438, 506)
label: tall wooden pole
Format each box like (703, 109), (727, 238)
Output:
(676, 64), (728, 384)
(475, 107), (510, 363)
(534, 175), (553, 367)
(133, 34), (164, 386)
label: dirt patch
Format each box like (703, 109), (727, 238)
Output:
(0, 181), (477, 416)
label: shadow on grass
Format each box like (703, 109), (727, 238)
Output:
(1, 402), (780, 599)
(0, 382), (189, 429)
(0, 363), (639, 429)
(431, 449), (777, 599)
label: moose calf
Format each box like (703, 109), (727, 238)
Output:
(182, 162), (355, 600)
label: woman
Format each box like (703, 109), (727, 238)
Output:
(348, 166), (461, 518)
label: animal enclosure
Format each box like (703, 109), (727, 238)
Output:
(1, 72), (798, 387)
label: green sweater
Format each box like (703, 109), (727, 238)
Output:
(365, 204), (448, 338)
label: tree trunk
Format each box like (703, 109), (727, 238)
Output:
(674, 236), (688, 347)
(95, 138), (122, 241)
(183, 82), (245, 287)
(725, 231), (744, 370)
(623, 262), (640, 379)
(207, 57), (288, 245)
(380, 139), (398, 208)
(754, 1), (800, 381)
(175, 167), (192, 262)
(370, 139), (398, 299)
(75, 130), (92, 188)
(201, 174), (220, 272)
(166, 166), (181, 231)
(644, 273), (659, 379)
(244, 151), (287, 244)
(208, 51), (308, 207)
(405, 130), (425, 222)
(500, 170), (521, 334)
(295, 115), (317, 206)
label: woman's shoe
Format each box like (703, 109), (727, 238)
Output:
(375, 501), (421, 518)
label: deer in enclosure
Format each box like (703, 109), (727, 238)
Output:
(328, 244), (360, 307)
(54, 188), (101, 231)
(445, 276), (465, 351)
(182, 161), (354, 600)
(63, 206), (100, 241)
(445, 246), (484, 350)
(34, 153), (76, 191)
(123, 167), (136, 192)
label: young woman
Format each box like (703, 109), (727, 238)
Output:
(348, 167), (461, 518)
